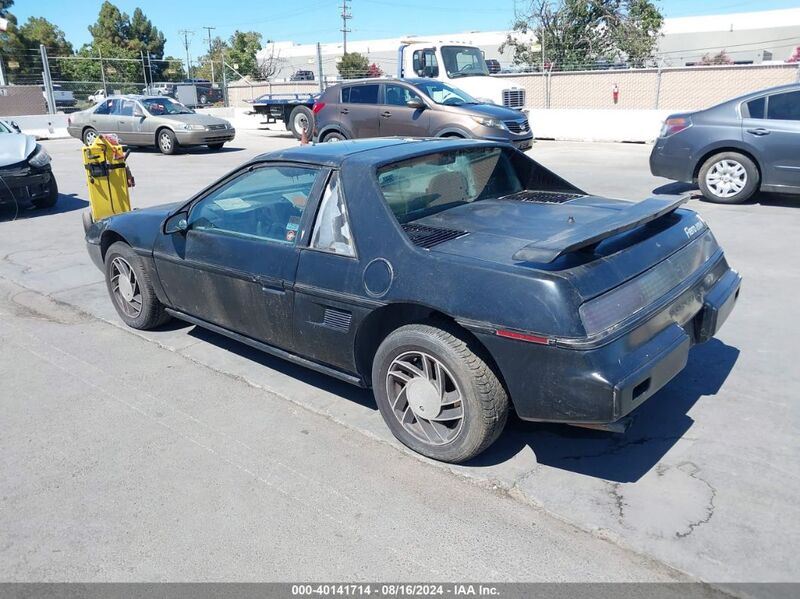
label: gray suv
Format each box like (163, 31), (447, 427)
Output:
(313, 78), (533, 149)
(650, 83), (800, 204)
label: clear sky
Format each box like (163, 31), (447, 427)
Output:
(13, 0), (800, 59)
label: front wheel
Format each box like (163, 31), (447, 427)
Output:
(104, 242), (171, 330)
(32, 177), (58, 209)
(372, 324), (509, 463)
(82, 127), (98, 146)
(157, 129), (178, 155)
(698, 152), (759, 204)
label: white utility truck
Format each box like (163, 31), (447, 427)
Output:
(397, 41), (526, 110)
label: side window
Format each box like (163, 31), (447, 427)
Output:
(766, 91), (800, 121)
(344, 85), (378, 104)
(745, 97), (765, 119)
(310, 172), (355, 257)
(95, 99), (114, 115)
(412, 49), (439, 77)
(189, 166), (319, 244)
(117, 99), (135, 116)
(385, 84), (422, 106)
(341, 87), (350, 103)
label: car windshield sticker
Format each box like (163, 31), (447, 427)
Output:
(286, 216), (301, 242)
(213, 197), (251, 210)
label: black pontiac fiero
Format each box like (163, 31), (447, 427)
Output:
(85, 138), (741, 463)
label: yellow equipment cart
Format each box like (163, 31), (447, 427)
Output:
(82, 135), (131, 231)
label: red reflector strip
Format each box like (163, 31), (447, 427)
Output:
(495, 329), (550, 344)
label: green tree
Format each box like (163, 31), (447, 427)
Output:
(337, 52), (369, 79)
(18, 17), (73, 55)
(0, 1), (29, 83)
(226, 30), (262, 79)
(195, 36), (229, 81)
(501, 0), (663, 71)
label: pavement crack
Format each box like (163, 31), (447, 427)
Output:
(609, 482), (626, 522)
(675, 462), (717, 539)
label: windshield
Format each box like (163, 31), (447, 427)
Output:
(377, 147), (522, 225)
(413, 80), (478, 106)
(0, 121), (12, 134)
(141, 97), (193, 115)
(441, 46), (490, 78)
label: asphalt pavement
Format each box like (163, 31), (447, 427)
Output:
(0, 130), (797, 589)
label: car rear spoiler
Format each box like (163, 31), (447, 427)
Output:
(512, 196), (689, 264)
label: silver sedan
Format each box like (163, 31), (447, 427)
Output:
(67, 95), (235, 154)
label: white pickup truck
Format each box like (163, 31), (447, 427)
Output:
(397, 41), (525, 110)
(42, 84), (76, 110)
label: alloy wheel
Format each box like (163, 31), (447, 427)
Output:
(159, 132), (173, 152)
(386, 351), (465, 446)
(110, 257), (143, 318)
(84, 130), (97, 145)
(705, 159), (747, 198)
(294, 112), (309, 133)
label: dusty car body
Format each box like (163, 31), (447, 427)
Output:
(67, 95), (235, 154)
(85, 138), (741, 463)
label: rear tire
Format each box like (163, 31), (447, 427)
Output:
(288, 105), (314, 140)
(372, 324), (508, 463)
(157, 129), (178, 155)
(322, 131), (346, 143)
(104, 241), (171, 330)
(82, 127), (98, 146)
(698, 152), (759, 204)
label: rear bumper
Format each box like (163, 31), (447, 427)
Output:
(649, 138), (694, 182)
(476, 261), (741, 423)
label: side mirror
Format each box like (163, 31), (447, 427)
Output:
(406, 98), (425, 110)
(133, 107), (145, 118)
(164, 211), (189, 234)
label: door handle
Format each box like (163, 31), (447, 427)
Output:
(746, 128), (770, 136)
(340, 108), (349, 114)
(258, 277), (285, 294)
(381, 111), (392, 118)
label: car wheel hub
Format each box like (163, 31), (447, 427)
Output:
(110, 257), (142, 318)
(386, 351), (464, 446)
(706, 160), (746, 198)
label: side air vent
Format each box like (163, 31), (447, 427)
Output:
(502, 190), (584, 204)
(322, 307), (352, 332)
(401, 223), (468, 249)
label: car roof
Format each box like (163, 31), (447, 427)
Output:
(253, 137), (502, 168)
(103, 95), (175, 101)
(716, 83), (800, 107)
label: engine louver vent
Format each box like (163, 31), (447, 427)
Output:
(503, 190), (584, 204)
(401, 223), (468, 249)
(322, 307), (352, 332)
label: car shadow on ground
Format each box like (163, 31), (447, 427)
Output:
(466, 339), (740, 482)
(653, 182), (798, 208)
(0, 193), (88, 222)
(129, 145), (246, 155)
(179, 316), (738, 483)
(186, 326), (376, 411)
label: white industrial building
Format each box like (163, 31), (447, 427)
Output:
(258, 7), (800, 82)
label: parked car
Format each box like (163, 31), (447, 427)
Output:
(87, 89), (107, 104)
(313, 78), (533, 150)
(142, 82), (177, 98)
(183, 79), (223, 105)
(0, 120), (58, 210)
(84, 138), (740, 463)
(650, 83), (800, 204)
(67, 95), (235, 154)
(290, 70), (315, 81)
(485, 59), (501, 74)
(42, 84), (76, 110)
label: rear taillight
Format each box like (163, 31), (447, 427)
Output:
(312, 102), (326, 114)
(660, 117), (691, 137)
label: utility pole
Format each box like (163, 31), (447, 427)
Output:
(40, 45), (55, 115)
(203, 26), (216, 84)
(179, 29), (194, 79)
(340, 0), (352, 55)
(316, 42), (324, 93)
